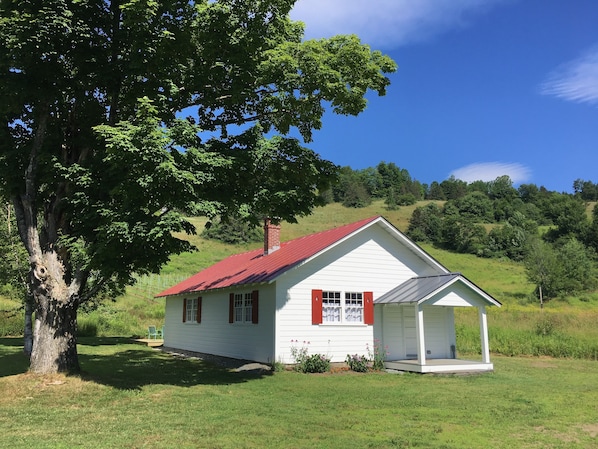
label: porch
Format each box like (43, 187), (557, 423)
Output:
(374, 273), (501, 374)
(385, 358), (494, 374)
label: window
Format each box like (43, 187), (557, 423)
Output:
(344, 292), (363, 323)
(322, 291), (341, 322)
(183, 297), (201, 323)
(229, 290), (259, 324)
(312, 290), (373, 325)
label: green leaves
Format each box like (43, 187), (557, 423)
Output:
(199, 126), (338, 224)
(0, 0), (396, 299)
(257, 34), (396, 141)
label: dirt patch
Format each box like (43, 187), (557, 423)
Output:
(580, 423), (598, 438)
(534, 424), (598, 443)
(161, 347), (271, 373)
(534, 426), (579, 444)
(529, 361), (558, 369)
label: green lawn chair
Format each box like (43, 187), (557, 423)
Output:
(157, 325), (164, 339)
(147, 325), (158, 339)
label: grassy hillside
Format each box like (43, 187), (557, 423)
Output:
(3, 200), (598, 359)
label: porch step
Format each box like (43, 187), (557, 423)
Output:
(133, 338), (164, 348)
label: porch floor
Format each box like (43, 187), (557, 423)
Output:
(133, 338), (164, 348)
(385, 358), (494, 374)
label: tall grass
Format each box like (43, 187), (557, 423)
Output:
(0, 297), (23, 337)
(456, 307), (598, 360)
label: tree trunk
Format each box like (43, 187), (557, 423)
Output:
(539, 284), (544, 310)
(29, 296), (79, 374)
(28, 251), (80, 374)
(23, 291), (34, 357)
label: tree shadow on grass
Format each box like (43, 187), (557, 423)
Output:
(0, 338), (30, 376)
(0, 337), (272, 389)
(78, 346), (271, 390)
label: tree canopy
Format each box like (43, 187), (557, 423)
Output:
(0, 0), (396, 373)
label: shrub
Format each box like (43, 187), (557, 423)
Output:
(346, 353), (369, 372)
(271, 360), (286, 373)
(290, 340), (330, 373)
(535, 315), (558, 337)
(368, 339), (388, 371)
(301, 354), (330, 373)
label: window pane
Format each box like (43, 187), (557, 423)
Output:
(234, 294), (243, 322)
(323, 292), (341, 322)
(244, 294), (253, 322)
(344, 292), (363, 323)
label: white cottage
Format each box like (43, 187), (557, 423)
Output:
(157, 216), (501, 373)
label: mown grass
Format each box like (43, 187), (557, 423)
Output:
(1, 337), (597, 449)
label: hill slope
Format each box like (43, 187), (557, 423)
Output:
(156, 200), (530, 302)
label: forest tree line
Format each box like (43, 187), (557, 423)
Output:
(207, 162), (598, 305)
(321, 163), (598, 304)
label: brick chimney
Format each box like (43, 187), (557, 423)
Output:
(263, 218), (281, 255)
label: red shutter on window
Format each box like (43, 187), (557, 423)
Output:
(196, 297), (202, 323)
(252, 290), (259, 324)
(182, 298), (187, 323)
(364, 291), (374, 325)
(311, 289), (323, 325)
(229, 293), (234, 323)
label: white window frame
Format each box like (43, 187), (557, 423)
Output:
(344, 292), (364, 323)
(322, 291), (364, 324)
(186, 297), (199, 323)
(233, 292), (253, 324)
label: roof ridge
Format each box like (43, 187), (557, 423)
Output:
(281, 215), (380, 244)
(413, 272), (460, 279)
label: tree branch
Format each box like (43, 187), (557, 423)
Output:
(15, 102), (50, 262)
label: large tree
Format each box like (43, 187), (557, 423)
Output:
(0, 0), (396, 374)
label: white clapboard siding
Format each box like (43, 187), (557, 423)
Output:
(164, 283), (276, 363)
(378, 304), (456, 360)
(379, 304), (404, 360)
(426, 281), (491, 307)
(422, 306), (450, 359)
(273, 225), (441, 363)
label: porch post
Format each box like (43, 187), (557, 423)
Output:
(479, 305), (490, 364)
(415, 304), (426, 366)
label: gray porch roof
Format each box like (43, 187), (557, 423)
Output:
(374, 272), (501, 307)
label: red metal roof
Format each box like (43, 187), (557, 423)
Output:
(156, 216), (380, 297)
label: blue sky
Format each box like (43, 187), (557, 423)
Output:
(290, 0), (598, 193)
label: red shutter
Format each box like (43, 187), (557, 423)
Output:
(229, 293), (234, 323)
(182, 298), (187, 323)
(251, 290), (259, 324)
(196, 297), (202, 323)
(364, 291), (374, 325)
(311, 289), (323, 325)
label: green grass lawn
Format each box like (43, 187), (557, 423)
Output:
(0, 338), (597, 449)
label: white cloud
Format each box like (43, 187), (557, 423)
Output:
(540, 46), (598, 105)
(290, 0), (511, 49)
(450, 162), (531, 184)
